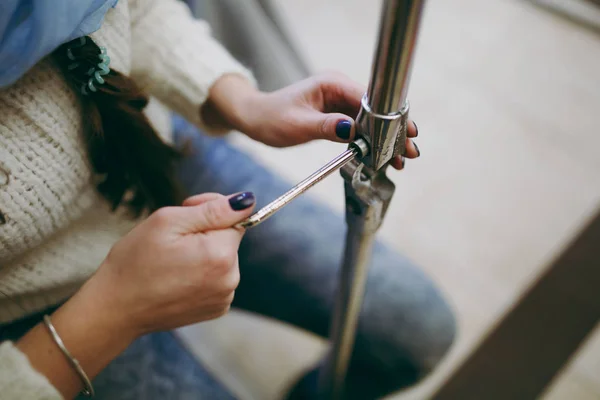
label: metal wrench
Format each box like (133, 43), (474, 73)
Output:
(235, 139), (369, 229)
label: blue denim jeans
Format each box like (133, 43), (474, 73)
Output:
(2, 116), (456, 399)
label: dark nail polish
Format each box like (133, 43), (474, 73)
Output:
(413, 141), (420, 157)
(401, 156), (406, 169)
(335, 120), (352, 140)
(413, 121), (419, 137)
(229, 192), (255, 211)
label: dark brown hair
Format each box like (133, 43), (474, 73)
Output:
(54, 36), (184, 217)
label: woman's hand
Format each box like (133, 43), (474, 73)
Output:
(94, 192), (256, 335)
(17, 192), (255, 398)
(202, 72), (420, 170)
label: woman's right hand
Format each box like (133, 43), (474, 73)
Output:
(15, 192), (256, 399)
(88, 191), (256, 336)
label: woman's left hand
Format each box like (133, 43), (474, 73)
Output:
(203, 72), (420, 170)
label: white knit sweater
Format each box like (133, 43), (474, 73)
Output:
(0, 0), (253, 397)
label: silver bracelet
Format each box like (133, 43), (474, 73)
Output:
(43, 315), (95, 397)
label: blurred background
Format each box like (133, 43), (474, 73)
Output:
(178, 0), (600, 398)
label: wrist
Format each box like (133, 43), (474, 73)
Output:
(15, 270), (138, 398)
(52, 270), (138, 358)
(201, 74), (264, 137)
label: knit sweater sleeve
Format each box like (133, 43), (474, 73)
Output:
(128, 0), (257, 135)
(0, 341), (62, 400)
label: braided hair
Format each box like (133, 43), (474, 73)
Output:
(54, 36), (185, 217)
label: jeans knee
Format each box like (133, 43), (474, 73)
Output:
(415, 297), (457, 379)
(355, 268), (458, 392)
(371, 302), (456, 396)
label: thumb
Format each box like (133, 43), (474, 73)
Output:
(312, 113), (356, 143)
(180, 192), (256, 232)
(182, 193), (222, 207)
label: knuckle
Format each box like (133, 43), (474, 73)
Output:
(182, 195), (199, 207)
(209, 246), (237, 271)
(309, 72), (332, 89)
(151, 207), (175, 226)
(222, 268), (240, 293)
(203, 202), (222, 227)
(320, 118), (330, 137)
(317, 70), (346, 85)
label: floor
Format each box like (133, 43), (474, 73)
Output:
(178, 0), (600, 398)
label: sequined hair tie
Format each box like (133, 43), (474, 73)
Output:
(65, 36), (111, 95)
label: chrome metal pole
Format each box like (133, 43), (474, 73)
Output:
(367, 0), (424, 115)
(318, 1), (426, 398)
(360, 0), (426, 172)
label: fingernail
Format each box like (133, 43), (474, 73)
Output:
(413, 121), (419, 137)
(401, 156), (406, 169)
(413, 141), (420, 157)
(335, 120), (352, 140)
(229, 192), (255, 211)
